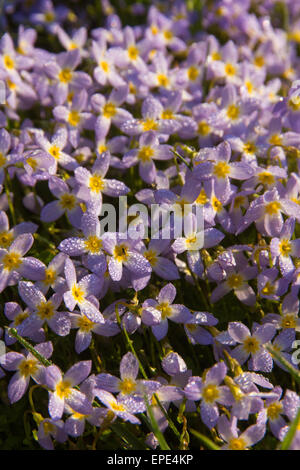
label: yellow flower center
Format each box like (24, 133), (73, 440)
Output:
(43, 268), (57, 286)
(19, 359), (38, 378)
(36, 301), (55, 320)
(2, 252), (22, 271)
(280, 314), (297, 329)
(288, 97), (300, 111)
(258, 171), (275, 185)
(279, 239), (292, 257)
(157, 74), (169, 87)
(69, 42), (78, 50)
(77, 315), (95, 333)
(211, 51), (221, 61)
(151, 25), (159, 35)
(243, 336), (260, 354)
(89, 174), (104, 193)
(243, 142), (257, 154)
(142, 118), (158, 131)
(161, 109), (174, 119)
(227, 273), (244, 289)
(45, 11), (55, 22)
(3, 54), (14, 69)
(158, 302), (172, 319)
(98, 144), (107, 154)
(6, 78), (16, 90)
(138, 146), (155, 162)
(26, 157), (38, 170)
(212, 196), (223, 212)
(119, 378), (137, 395)
(43, 421), (55, 435)
(233, 195), (246, 209)
(265, 201), (281, 215)
(186, 323), (198, 332)
(144, 249), (158, 267)
(213, 161), (230, 179)
(228, 438), (247, 450)
(114, 243), (129, 262)
(198, 121), (211, 136)
(103, 102), (116, 118)
(67, 91), (74, 103)
(261, 281), (276, 296)
(225, 63), (236, 76)
(245, 80), (254, 94)
(84, 235), (102, 254)
(0, 231), (13, 249)
(0, 152), (6, 167)
(186, 235), (198, 250)
(110, 401), (126, 412)
(202, 384), (220, 404)
(56, 380), (72, 399)
(163, 30), (173, 40)
(267, 402), (283, 421)
(68, 110), (80, 126)
(100, 61), (110, 73)
(129, 82), (136, 94)
(254, 55), (265, 67)
(283, 67), (294, 79)
(60, 193), (76, 210)
(268, 134), (282, 146)
(187, 66), (199, 81)
(14, 312), (29, 326)
(72, 284), (85, 304)
(49, 145), (60, 160)
(227, 104), (240, 120)
(128, 45), (139, 61)
(58, 68), (73, 84)
(196, 188), (209, 205)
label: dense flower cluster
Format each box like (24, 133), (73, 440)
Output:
(0, 0), (300, 451)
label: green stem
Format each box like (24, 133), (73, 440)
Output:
(5, 328), (52, 367)
(171, 149), (193, 170)
(190, 428), (221, 450)
(115, 304), (181, 441)
(4, 171), (16, 226)
(266, 344), (300, 385)
(143, 394), (171, 450)
(280, 406), (300, 450)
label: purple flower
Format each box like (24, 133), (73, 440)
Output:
(41, 175), (83, 228)
(44, 361), (93, 420)
(0, 233), (45, 292)
(18, 281), (71, 337)
(210, 252), (257, 306)
(102, 231), (152, 285)
(74, 151), (129, 206)
(184, 311), (218, 345)
(63, 258), (104, 323)
(94, 389), (141, 424)
(123, 131), (173, 184)
(0, 341), (52, 403)
(257, 387), (287, 439)
(217, 414), (266, 450)
(37, 418), (67, 450)
(184, 362), (233, 428)
(34, 126), (77, 172)
(58, 212), (106, 276)
(226, 322), (276, 372)
(270, 217), (300, 277)
(194, 141), (254, 201)
(44, 49), (92, 105)
(94, 352), (161, 412)
(142, 283), (192, 340)
(121, 95), (181, 136)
